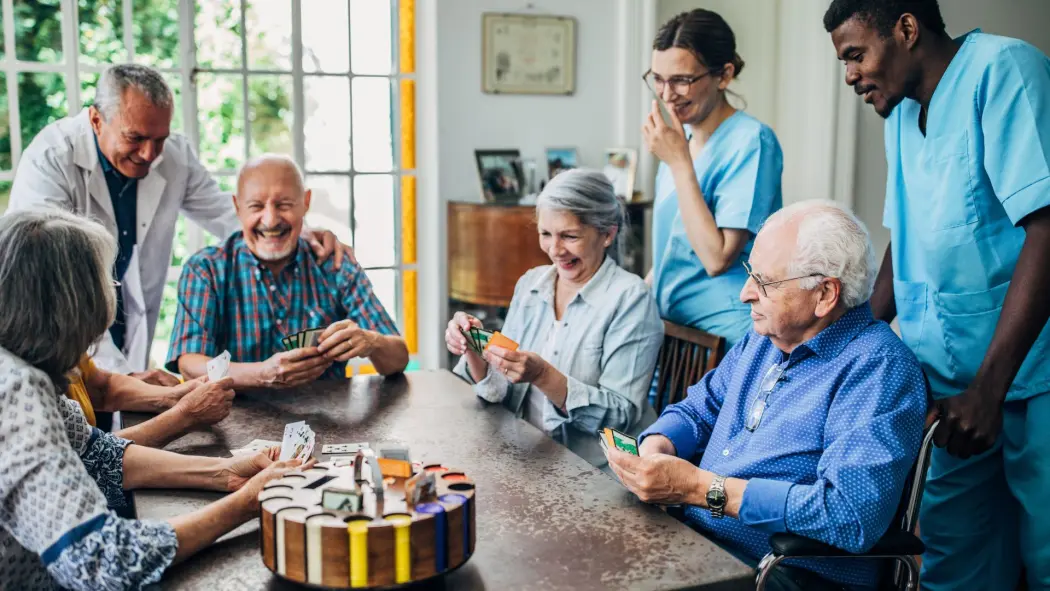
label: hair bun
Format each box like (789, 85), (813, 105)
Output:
(732, 53), (745, 77)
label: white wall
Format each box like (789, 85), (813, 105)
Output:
(437, 0), (625, 201)
(852, 0), (1050, 255)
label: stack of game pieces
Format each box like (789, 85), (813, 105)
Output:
(279, 421), (316, 461)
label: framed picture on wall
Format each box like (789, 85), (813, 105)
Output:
(475, 149), (524, 202)
(481, 13), (577, 95)
(603, 148), (638, 201)
(545, 147), (578, 180)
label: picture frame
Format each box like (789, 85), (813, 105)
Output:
(545, 147), (578, 180)
(474, 149), (524, 202)
(603, 148), (638, 201)
(482, 13), (577, 95)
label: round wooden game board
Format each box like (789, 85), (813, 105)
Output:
(259, 455), (476, 589)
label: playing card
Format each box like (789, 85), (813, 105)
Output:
(297, 428), (316, 461)
(206, 350), (231, 382)
(485, 331), (519, 352)
(281, 336), (293, 351)
(605, 427), (639, 456)
(230, 438), (281, 457)
(302, 327), (326, 348)
(280, 421), (306, 461)
(322, 442), (369, 455)
(472, 328), (494, 352)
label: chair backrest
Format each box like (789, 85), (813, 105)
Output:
(652, 321), (726, 413)
(882, 420), (939, 590)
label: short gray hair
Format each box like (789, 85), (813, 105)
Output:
(535, 169), (629, 264)
(94, 64), (174, 120)
(764, 200), (876, 309)
(0, 209), (117, 388)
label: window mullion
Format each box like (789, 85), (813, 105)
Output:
(239, 0), (250, 159)
(347, 0), (356, 252)
(61, 0), (80, 111)
(4, 0), (21, 168)
(123, 0), (135, 61)
(291, 0), (305, 167)
(179, 0), (206, 254)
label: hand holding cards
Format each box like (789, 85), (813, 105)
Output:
(280, 421), (316, 462)
(281, 327), (327, 351)
(600, 427), (639, 456)
(460, 326), (519, 356)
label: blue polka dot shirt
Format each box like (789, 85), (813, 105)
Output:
(641, 303), (927, 589)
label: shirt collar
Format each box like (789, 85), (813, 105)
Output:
(529, 256), (618, 305)
(93, 133), (127, 181)
(792, 303), (875, 360)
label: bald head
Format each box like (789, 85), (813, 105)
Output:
(233, 154), (312, 263)
(236, 154), (305, 199)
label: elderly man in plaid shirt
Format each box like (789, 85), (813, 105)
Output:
(166, 154), (408, 387)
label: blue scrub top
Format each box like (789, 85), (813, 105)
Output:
(884, 30), (1050, 401)
(651, 110), (783, 346)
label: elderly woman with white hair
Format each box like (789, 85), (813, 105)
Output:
(446, 169), (664, 467)
(605, 200), (928, 591)
(0, 209), (311, 590)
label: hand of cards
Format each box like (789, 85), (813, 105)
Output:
(281, 326), (326, 351)
(280, 420), (316, 461)
(229, 438), (281, 456)
(599, 427), (639, 456)
(206, 350), (231, 382)
(460, 327), (519, 355)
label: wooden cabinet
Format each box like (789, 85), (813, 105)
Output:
(447, 202), (550, 307)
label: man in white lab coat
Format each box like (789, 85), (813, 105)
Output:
(7, 64), (347, 386)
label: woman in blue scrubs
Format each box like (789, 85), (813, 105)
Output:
(644, 9), (783, 348)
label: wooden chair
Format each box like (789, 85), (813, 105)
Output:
(652, 321), (727, 413)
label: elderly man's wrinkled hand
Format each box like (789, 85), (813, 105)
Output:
(131, 368), (181, 387)
(261, 348), (332, 388)
(303, 227), (355, 268)
(606, 446), (705, 506)
(318, 319), (379, 362)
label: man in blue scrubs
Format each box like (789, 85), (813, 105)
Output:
(825, 1), (1050, 588)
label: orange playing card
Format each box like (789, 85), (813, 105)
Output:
(377, 457), (413, 479)
(484, 331), (519, 352)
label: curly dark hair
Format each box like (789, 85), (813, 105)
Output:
(823, 0), (946, 37)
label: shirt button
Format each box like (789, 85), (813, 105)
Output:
(122, 231), (127, 236)
(269, 285), (276, 291)
(276, 319), (282, 325)
(722, 449), (730, 456)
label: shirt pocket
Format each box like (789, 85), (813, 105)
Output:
(923, 130), (979, 234)
(569, 342), (604, 386)
(934, 281), (1009, 385)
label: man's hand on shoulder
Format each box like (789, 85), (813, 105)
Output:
(302, 228), (355, 269)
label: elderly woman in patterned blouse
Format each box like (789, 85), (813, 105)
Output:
(0, 209), (311, 590)
(446, 169), (664, 468)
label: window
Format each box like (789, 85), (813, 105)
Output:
(0, 0), (419, 372)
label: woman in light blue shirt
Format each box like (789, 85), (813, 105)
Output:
(448, 170), (663, 468)
(644, 9), (783, 348)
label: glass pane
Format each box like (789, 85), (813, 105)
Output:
(14, 0), (63, 62)
(0, 75), (10, 171)
(195, 0), (242, 69)
(164, 74), (183, 132)
(0, 5), (4, 60)
(151, 279), (180, 369)
(353, 174), (395, 268)
(248, 75), (293, 156)
(133, 0), (179, 68)
(0, 182), (11, 215)
(304, 76), (350, 172)
(80, 73), (99, 108)
(350, 0), (391, 75)
(19, 74), (67, 143)
(196, 73), (245, 170)
(365, 268), (398, 326)
(245, 0), (292, 71)
(305, 175), (352, 247)
(302, 0), (349, 73)
(351, 78), (392, 173)
(79, 0), (124, 66)
(170, 216), (189, 267)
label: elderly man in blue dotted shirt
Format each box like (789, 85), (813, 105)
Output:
(607, 200), (927, 591)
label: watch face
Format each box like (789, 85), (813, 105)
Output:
(707, 488), (727, 508)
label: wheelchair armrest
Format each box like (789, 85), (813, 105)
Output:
(769, 530), (925, 558)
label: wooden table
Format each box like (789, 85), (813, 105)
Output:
(126, 370), (753, 590)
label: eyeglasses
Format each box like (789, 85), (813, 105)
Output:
(746, 362), (787, 432)
(742, 260), (825, 298)
(642, 69), (716, 96)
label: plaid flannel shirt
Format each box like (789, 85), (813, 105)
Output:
(166, 231), (399, 378)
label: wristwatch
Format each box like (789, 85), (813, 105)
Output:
(707, 474), (728, 519)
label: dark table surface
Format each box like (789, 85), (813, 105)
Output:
(125, 370), (753, 591)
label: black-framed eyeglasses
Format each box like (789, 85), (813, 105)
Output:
(742, 260), (824, 298)
(642, 69), (716, 96)
(746, 362), (787, 432)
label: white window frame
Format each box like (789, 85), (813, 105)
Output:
(0, 0), (418, 367)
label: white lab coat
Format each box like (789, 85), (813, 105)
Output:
(7, 109), (240, 373)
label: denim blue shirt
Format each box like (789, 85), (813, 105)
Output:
(641, 304), (926, 588)
(94, 136), (137, 350)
